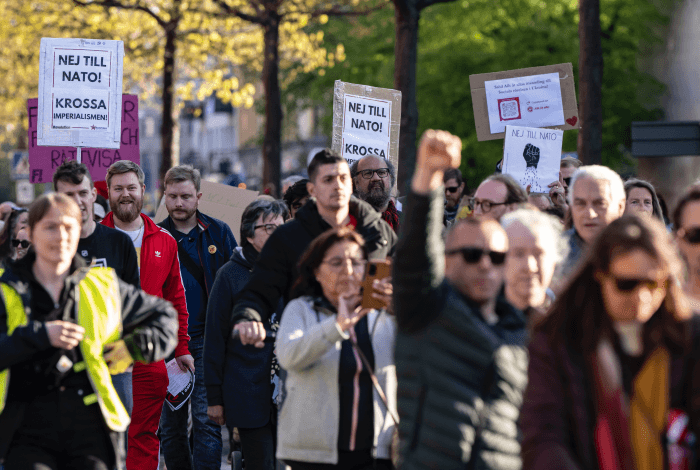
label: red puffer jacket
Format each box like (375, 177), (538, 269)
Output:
(102, 212), (190, 357)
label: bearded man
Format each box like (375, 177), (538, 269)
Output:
(350, 155), (401, 232)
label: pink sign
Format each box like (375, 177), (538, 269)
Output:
(28, 94), (139, 183)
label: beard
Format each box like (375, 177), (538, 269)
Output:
(355, 182), (391, 212)
(171, 206), (197, 222)
(111, 194), (143, 223)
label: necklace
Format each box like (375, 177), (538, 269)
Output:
(127, 223), (144, 243)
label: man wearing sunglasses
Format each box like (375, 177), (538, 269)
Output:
(350, 155), (401, 232)
(673, 185), (700, 304)
(394, 129), (528, 470)
(443, 168), (465, 224)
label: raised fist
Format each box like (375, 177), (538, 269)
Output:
(523, 143), (540, 168)
(416, 130), (462, 174)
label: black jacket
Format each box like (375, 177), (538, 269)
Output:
(393, 188), (528, 470)
(204, 245), (278, 428)
(231, 197), (396, 325)
(0, 253), (178, 468)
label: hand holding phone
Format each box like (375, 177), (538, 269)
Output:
(361, 259), (392, 310)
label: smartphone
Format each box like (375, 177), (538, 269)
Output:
(361, 259), (392, 310)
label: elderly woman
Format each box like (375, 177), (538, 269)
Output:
(0, 193), (177, 469)
(500, 209), (568, 317)
(624, 178), (664, 222)
(521, 215), (700, 470)
(204, 198), (289, 470)
(276, 227), (396, 470)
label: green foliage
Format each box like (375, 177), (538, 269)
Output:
(285, 0), (672, 189)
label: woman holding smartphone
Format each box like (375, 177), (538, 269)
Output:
(276, 227), (396, 470)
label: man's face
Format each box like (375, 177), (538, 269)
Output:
(472, 180), (509, 221)
(164, 180), (201, 224)
(108, 172), (145, 224)
(677, 200), (700, 281)
(353, 156), (392, 211)
(560, 165), (577, 180)
(571, 177), (624, 244)
(55, 177), (96, 226)
(445, 222), (508, 304)
(308, 162), (353, 212)
(444, 178), (465, 209)
(528, 194), (551, 211)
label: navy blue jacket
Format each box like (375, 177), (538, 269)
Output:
(159, 211), (237, 330)
(204, 246), (278, 428)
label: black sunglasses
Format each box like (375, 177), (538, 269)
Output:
(608, 274), (665, 293)
(445, 247), (507, 265)
(445, 186), (460, 194)
(11, 239), (30, 249)
(679, 227), (700, 244)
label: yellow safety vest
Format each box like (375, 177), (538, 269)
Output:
(0, 267), (130, 431)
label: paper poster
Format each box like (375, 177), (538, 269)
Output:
(469, 63), (579, 141)
(484, 73), (564, 134)
(332, 81), (401, 171)
(165, 358), (194, 411)
(503, 125), (563, 193)
(37, 38), (124, 149)
(27, 95), (139, 183)
(154, 180), (259, 239)
(9, 150), (30, 180)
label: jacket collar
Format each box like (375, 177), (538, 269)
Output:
(0, 251), (89, 300)
(159, 211), (211, 236)
(294, 196), (381, 233)
(102, 212), (161, 238)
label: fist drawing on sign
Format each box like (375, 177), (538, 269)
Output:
(523, 143), (541, 169)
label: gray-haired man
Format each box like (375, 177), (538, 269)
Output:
(350, 155), (401, 232)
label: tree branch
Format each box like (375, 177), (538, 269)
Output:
(305, 1), (389, 19)
(211, 0), (264, 24)
(72, 0), (167, 28)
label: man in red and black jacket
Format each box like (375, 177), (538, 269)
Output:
(102, 160), (190, 470)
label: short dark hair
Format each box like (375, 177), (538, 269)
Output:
(349, 155), (396, 189)
(240, 199), (289, 248)
(283, 179), (310, 209)
(673, 184), (700, 231)
(483, 174), (528, 204)
(291, 227), (368, 300)
(443, 168), (464, 186)
(53, 160), (93, 190)
(307, 149), (347, 182)
(28, 193), (81, 232)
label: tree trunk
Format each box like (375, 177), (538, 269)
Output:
(261, 16), (282, 197)
(577, 0), (603, 165)
(160, 24), (178, 187)
(394, 1), (420, 191)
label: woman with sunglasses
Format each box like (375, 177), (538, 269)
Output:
(275, 227), (396, 470)
(521, 215), (700, 470)
(0, 193), (178, 469)
(0, 208), (29, 267)
(673, 184), (700, 307)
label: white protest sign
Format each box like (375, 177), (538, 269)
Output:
(503, 125), (563, 193)
(332, 81), (401, 171)
(37, 38), (124, 149)
(484, 72), (564, 135)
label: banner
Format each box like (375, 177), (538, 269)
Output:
(502, 125), (563, 193)
(28, 95), (139, 183)
(37, 38), (124, 149)
(332, 81), (401, 171)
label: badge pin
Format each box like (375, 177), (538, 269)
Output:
(208, 245), (217, 254)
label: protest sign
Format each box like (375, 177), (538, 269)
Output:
(470, 63), (579, 141)
(37, 38), (124, 149)
(332, 81), (401, 172)
(16, 180), (35, 205)
(154, 180), (259, 239)
(9, 150), (30, 180)
(502, 125), (563, 193)
(27, 95), (139, 184)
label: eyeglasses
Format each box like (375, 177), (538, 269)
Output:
(254, 224), (281, 235)
(321, 257), (367, 270)
(607, 274), (666, 293)
(445, 186), (461, 194)
(11, 239), (30, 249)
(468, 198), (508, 213)
(355, 169), (389, 180)
(679, 227), (700, 244)
(445, 247), (507, 265)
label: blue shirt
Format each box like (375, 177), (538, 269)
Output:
(174, 226), (207, 337)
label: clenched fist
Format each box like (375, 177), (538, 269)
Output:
(412, 130), (462, 194)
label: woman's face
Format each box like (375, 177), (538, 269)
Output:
(625, 187), (654, 217)
(504, 222), (558, 310)
(13, 211), (28, 237)
(598, 248), (667, 323)
(314, 240), (366, 307)
(28, 206), (81, 267)
(246, 213), (284, 253)
(12, 228), (30, 260)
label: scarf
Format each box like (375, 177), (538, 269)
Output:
(381, 199), (400, 233)
(592, 340), (670, 470)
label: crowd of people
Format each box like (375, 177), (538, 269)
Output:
(1, 128), (700, 470)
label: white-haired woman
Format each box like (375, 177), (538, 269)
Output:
(501, 209), (568, 320)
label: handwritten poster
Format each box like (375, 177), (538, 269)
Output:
(503, 125), (563, 193)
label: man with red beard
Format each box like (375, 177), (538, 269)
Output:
(102, 160), (191, 470)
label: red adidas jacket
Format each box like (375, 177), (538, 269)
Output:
(102, 212), (190, 357)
